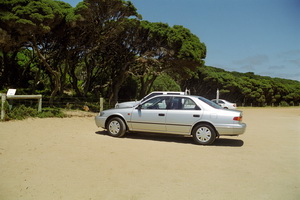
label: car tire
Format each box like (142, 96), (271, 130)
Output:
(192, 124), (216, 145)
(107, 117), (126, 137)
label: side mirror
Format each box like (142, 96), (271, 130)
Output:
(136, 104), (142, 110)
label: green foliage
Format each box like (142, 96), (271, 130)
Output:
(183, 65), (300, 106)
(37, 107), (65, 118)
(279, 101), (289, 107)
(131, 20), (206, 99)
(152, 73), (181, 91)
(5, 104), (65, 120)
(171, 25), (206, 62)
(7, 104), (38, 120)
(0, 0), (66, 36)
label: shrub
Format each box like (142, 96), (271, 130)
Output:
(37, 107), (65, 118)
(7, 104), (38, 120)
(4, 104), (65, 121)
(279, 101), (289, 107)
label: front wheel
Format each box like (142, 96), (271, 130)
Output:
(107, 117), (126, 137)
(192, 124), (216, 145)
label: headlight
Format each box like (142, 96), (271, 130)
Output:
(100, 112), (105, 116)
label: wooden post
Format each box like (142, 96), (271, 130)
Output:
(38, 97), (42, 112)
(100, 97), (104, 112)
(1, 93), (6, 120)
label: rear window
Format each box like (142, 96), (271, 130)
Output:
(198, 97), (222, 109)
(170, 97), (200, 110)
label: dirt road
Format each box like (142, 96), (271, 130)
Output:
(0, 108), (299, 200)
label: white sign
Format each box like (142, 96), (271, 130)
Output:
(7, 89), (16, 96)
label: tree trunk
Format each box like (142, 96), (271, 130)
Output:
(139, 76), (146, 99)
(83, 57), (92, 96)
(109, 76), (125, 106)
(69, 66), (82, 97)
(139, 74), (157, 99)
(1, 50), (19, 88)
(109, 68), (129, 106)
(0, 51), (9, 87)
(32, 36), (60, 106)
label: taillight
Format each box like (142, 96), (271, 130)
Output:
(233, 116), (242, 121)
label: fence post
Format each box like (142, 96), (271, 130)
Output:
(100, 97), (104, 112)
(38, 96), (42, 112)
(1, 93), (6, 120)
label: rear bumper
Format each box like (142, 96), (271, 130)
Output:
(216, 123), (246, 136)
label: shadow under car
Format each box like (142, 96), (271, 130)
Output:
(95, 131), (244, 147)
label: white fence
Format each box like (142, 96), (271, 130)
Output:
(1, 93), (42, 120)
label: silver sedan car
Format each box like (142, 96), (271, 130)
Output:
(95, 95), (246, 145)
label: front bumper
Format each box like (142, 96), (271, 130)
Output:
(95, 115), (107, 129)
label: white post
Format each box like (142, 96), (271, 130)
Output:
(38, 97), (42, 112)
(100, 97), (103, 112)
(216, 89), (219, 103)
(1, 94), (6, 120)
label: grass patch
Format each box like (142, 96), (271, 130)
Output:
(3, 104), (65, 121)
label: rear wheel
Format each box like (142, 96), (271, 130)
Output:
(107, 117), (126, 137)
(192, 124), (216, 145)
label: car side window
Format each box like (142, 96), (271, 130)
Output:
(182, 98), (199, 110)
(171, 97), (199, 110)
(141, 96), (171, 110)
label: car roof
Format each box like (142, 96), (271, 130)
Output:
(148, 91), (185, 94)
(147, 94), (201, 99)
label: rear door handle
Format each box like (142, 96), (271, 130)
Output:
(193, 114), (200, 117)
(158, 113), (165, 116)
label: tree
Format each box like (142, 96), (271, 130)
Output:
(131, 21), (206, 98)
(182, 65), (300, 106)
(0, 0), (73, 104)
(65, 0), (139, 104)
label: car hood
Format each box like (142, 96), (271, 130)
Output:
(103, 107), (135, 115)
(115, 101), (140, 108)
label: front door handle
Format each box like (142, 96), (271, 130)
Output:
(158, 113), (165, 116)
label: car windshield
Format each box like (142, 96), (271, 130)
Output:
(141, 92), (163, 102)
(198, 96), (222, 109)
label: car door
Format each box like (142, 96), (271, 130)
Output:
(130, 96), (171, 132)
(166, 97), (202, 135)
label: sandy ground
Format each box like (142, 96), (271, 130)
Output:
(0, 107), (299, 200)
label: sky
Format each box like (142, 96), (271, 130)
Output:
(64, 0), (300, 81)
